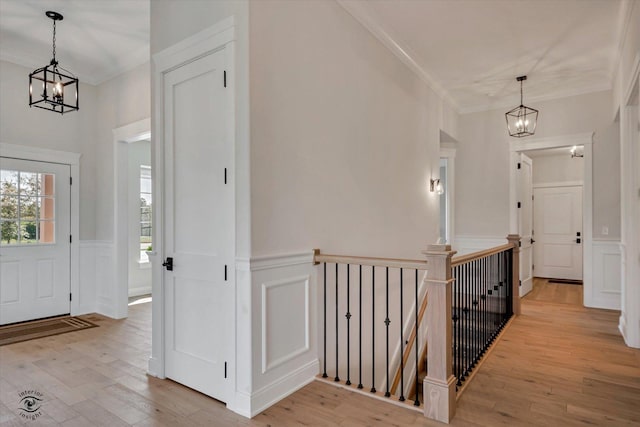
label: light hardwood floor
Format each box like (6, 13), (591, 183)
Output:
(1, 280), (638, 426)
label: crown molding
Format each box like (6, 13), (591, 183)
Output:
(336, 0), (460, 114)
(610, 0), (635, 81)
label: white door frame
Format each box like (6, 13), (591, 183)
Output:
(149, 17), (236, 380)
(440, 146), (456, 244)
(509, 132), (594, 305)
(113, 119), (151, 320)
(0, 143), (80, 314)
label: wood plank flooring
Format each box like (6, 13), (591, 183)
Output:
(1, 279), (638, 426)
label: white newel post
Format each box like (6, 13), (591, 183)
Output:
(422, 244), (457, 424)
(506, 234), (521, 316)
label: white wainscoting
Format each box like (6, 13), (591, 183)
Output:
(78, 241), (98, 315)
(453, 236), (507, 256)
(79, 241), (116, 318)
(235, 251), (319, 418)
(586, 240), (621, 310)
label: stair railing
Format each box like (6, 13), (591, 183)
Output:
(313, 251), (428, 408)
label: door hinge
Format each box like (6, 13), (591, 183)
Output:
(224, 70), (227, 88)
(518, 241), (522, 247)
(517, 162), (521, 169)
(519, 280), (522, 287)
(532, 264), (535, 270)
(224, 361), (227, 378)
(224, 265), (228, 281)
(70, 177), (73, 185)
(517, 202), (521, 208)
(224, 167), (227, 184)
(69, 235), (72, 243)
(69, 293), (72, 301)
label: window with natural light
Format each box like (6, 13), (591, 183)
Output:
(1, 169), (55, 245)
(140, 165), (152, 262)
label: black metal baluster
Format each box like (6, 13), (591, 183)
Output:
(464, 262), (469, 378)
(335, 263), (340, 382)
(467, 261), (472, 375)
(358, 264), (363, 389)
(474, 259), (479, 366)
(346, 264), (351, 386)
(453, 266), (460, 387)
(371, 266), (376, 393)
(457, 265), (462, 385)
(384, 267), (391, 397)
(414, 269), (420, 406)
(399, 268), (405, 401)
(482, 257), (487, 353)
(384, 267), (390, 397)
(323, 262), (327, 378)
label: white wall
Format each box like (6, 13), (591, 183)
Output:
(95, 61), (151, 241)
(250, 0), (445, 259)
(457, 90), (620, 241)
(532, 153), (583, 185)
(0, 60), (98, 240)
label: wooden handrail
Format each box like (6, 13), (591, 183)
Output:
(389, 285), (428, 395)
(451, 243), (514, 267)
(314, 251), (428, 270)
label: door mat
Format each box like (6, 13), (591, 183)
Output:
(548, 278), (583, 285)
(0, 316), (98, 346)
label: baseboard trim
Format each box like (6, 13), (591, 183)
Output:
(129, 286), (152, 297)
(248, 358), (319, 418)
(147, 356), (165, 379)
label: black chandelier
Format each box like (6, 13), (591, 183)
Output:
(505, 76), (537, 138)
(29, 11), (79, 114)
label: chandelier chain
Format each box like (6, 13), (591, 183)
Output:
(520, 79), (523, 106)
(52, 19), (57, 61)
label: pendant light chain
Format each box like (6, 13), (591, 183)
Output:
(52, 18), (57, 63)
(520, 79), (523, 106)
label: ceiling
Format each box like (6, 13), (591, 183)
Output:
(0, 0), (631, 111)
(340, 0), (630, 113)
(0, 0), (149, 85)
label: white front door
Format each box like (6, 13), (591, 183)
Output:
(163, 48), (233, 403)
(0, 158), (71, 325)
(533, 186), (583, 280)
(517, 154), (534, 296)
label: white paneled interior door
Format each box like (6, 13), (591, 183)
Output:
(533, 186), (583, 280)
(163, 47), (233, 403)
(0, 157), (71, 325)
(517, 154), (534, 296)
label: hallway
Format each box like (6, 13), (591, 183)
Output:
(0, 280), (638, 426)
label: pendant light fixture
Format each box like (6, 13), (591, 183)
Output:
(505, 76), (537, 138)
(29, 11), (79, 114)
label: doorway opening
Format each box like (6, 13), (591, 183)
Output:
(526, 146), (585, 303)
(509, 133), (593, 307)
(113, 118), (151, 320)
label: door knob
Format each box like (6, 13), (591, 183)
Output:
(162, 257), (173, 271)
(575, 238), (581, 244)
